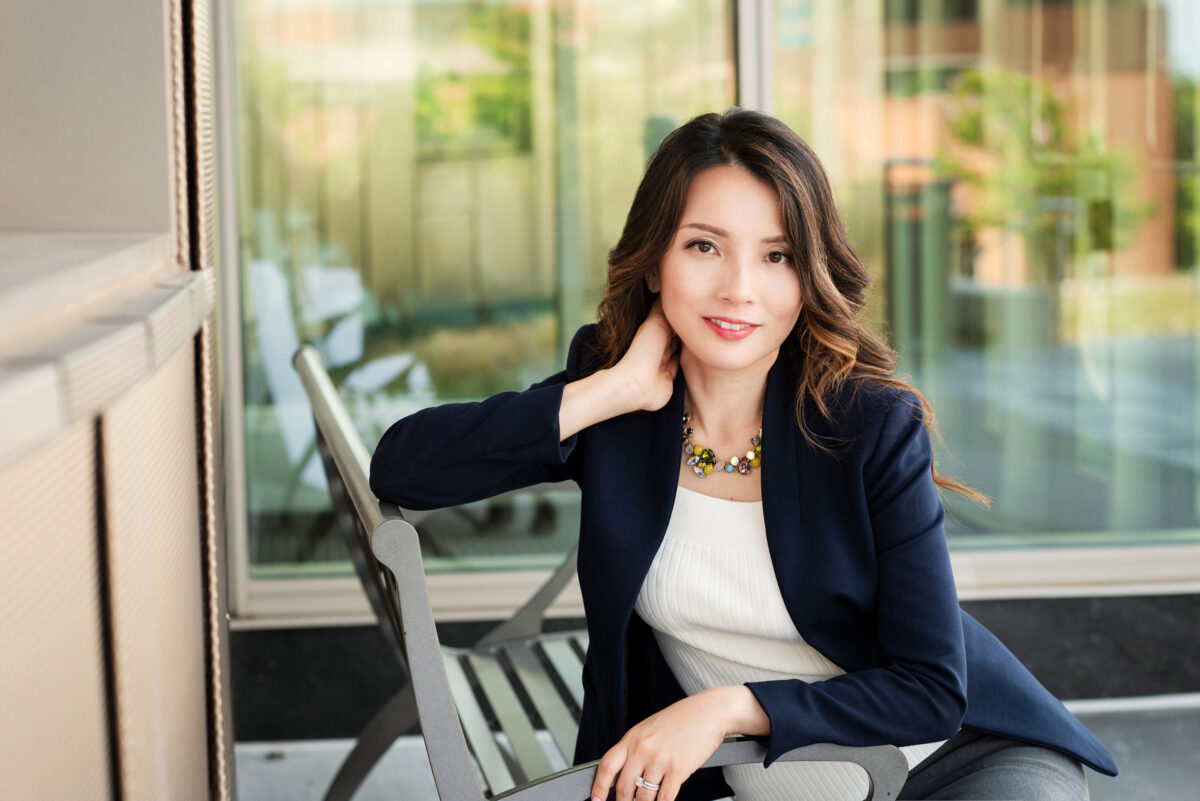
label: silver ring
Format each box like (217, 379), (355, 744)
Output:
(635, 776), (661, 793)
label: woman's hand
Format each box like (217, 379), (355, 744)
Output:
(589, 692), (724, 801)
(589, 686), (769, 801)
(612, 299), (679, 412)
(558, 300), (677, 439)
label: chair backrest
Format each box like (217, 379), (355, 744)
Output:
(293, 344), (486, 801)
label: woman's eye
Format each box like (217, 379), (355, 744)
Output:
(687, 239), (716, 254)
(767, 251), (792, 264)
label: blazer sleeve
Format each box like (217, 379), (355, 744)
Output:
(743, 390), (968, 767)
(368, 324), (596, 509)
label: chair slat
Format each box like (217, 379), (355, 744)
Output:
(468, 653), (554, 783)
(540, 639), (585, 709)
(443, 651), (515, 795)
(504, 643), (578, 761)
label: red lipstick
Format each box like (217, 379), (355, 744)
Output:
(703, 316), (757, 340)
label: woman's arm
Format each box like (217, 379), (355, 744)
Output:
(369, 302), (679, 509)
(589, 685), (769, 801)
(558, 367), (637, 441)
(561, 297), (678, 440)
(742, 391), (967, 767)
(369, 363), (581, 509)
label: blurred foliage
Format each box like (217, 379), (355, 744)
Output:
(416, 6), (532, 159)
(402, 314), (557, 398)
(884, 0), (979, 25)
(938, 67), (1155, 282)
(885, 65), (961, 98)
(1174, 76), (1200, 270)
(1059, 273), (1200, 343)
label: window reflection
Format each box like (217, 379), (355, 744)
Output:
(235, 0), (1200, 584)
(774, 0), (1199, 544)
(234, 0), (735, 576)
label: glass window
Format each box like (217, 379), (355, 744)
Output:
(774, 0), (1200, 547)
(233, 0), (735, 579)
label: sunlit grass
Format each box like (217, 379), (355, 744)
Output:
(1059, 272), (1200, 343)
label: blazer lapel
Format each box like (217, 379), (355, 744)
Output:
(761, 356), (826, 644)
(607, 369), (686, 637)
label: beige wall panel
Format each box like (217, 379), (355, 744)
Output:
(103, 285), (197, 370)
(103, 345), (209, 801)
(0, 419), (112, 801)
(30, 321), (150, 422)
(0, 364), (66, 464)
(0, 2), (172, 232)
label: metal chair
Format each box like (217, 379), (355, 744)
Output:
(294, 344), (909, 801)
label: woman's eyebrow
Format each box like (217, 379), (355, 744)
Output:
(682, 222), (788, 244)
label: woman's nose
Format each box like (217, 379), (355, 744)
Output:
(716, 252), (755, 303)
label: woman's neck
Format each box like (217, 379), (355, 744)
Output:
(679, 349), (770, 441)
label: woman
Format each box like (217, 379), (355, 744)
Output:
(369, 108), (1116, 801)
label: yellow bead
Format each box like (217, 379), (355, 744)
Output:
(730, 455), (738, 465)
(703, 464), (714, 475)
(751, 457), (761, 467)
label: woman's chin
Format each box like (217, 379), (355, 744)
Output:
(681, 344), (780, 376)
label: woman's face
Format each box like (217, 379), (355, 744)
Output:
(648, 164), (803, 376)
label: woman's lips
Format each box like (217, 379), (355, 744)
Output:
(703, 317), (757, 340)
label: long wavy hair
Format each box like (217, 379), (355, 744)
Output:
(591, 108), (988, 505)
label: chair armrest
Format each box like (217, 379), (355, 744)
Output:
(704, 737), (908, 800)
(489, 739), (908, 801)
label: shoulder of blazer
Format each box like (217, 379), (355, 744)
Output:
(846, 380), (923, 427)
(803, 377), (924, 462)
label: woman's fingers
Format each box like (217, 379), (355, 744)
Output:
(590, 744), (625, 801)
(591, 695), (726, 801)
(615, 301), (681, 411)
(632, 770), (666, 801)
(661, 332), (680, 382)
(616, 759), (665, 801)
(622, 746), (674, 801)
(594, 742), (673, 801)
(656, 776), (682, 801)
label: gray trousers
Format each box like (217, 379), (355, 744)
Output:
(898, 729), (1090, 801)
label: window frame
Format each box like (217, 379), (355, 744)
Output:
(217, 0), (1200, 627)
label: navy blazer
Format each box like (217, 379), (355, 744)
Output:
(370, 323), (1117, 800)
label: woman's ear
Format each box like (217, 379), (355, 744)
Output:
(645, 270), (661, 294)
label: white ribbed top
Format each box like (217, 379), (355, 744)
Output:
(633, 486), (948, 801)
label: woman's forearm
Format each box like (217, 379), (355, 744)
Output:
(558, 367), (641, 441)
(699, 685), (771, 737)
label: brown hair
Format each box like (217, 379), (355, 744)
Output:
(591, 108), (988, 506)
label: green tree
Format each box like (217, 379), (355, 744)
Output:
(938, 68), (1154, 283)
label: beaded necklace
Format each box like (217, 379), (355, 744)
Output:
(681, 411), (762, 477)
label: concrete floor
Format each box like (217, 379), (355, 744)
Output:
(234, 695), (1200, 801)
